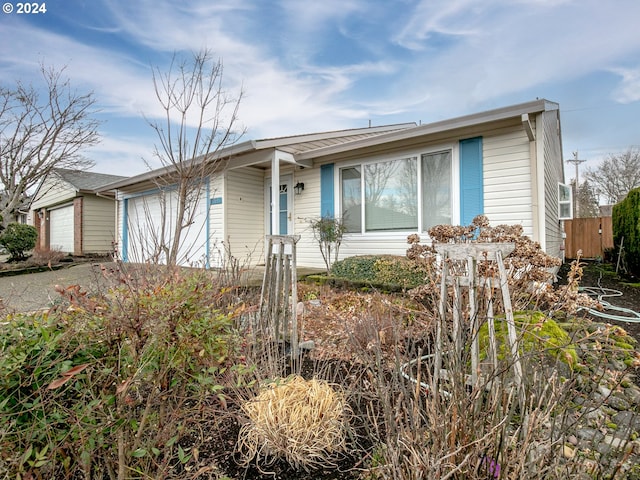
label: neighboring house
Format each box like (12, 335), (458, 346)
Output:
(30, 169), (127, 255)
(0, 195), (32, 224)
(100, 99), (567, 269)
(599, 205), (613, 217)
(15, 200), (32, 225)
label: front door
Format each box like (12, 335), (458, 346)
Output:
(266, 175), (293, 235)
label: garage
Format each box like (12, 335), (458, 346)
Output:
(125, 189), (208, 266)
(49, 204), (75, 253)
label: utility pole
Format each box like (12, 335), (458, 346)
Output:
(566, 151), (586, 218)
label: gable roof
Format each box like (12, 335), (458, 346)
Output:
(99, 98), (560, 192)
(296, 99), (559, 160)
(53, 168), (127, 192)
(99, 123), (417, 191)
(250, 123), (417, 155)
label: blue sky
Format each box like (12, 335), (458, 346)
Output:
(1, 0), (639, 180)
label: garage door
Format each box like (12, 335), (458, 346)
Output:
(49, 205), (74, 253)
(126, 189), (208, 266)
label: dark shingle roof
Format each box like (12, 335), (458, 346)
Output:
(54, 168), (127, 192)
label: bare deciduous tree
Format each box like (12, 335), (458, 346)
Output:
(0, 66), (99, 228)
(584, 147), (640, 204)
(573, 179), (600, 218)
(143, 49), (244, 267)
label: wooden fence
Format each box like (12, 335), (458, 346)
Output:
(563, 216), (613, 259)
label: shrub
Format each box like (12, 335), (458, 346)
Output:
(0, 223), (37, 260)
(0, 269), (245, 479)
(612, 186), (640, 277)
(309, 216), (347, 274)
(330, 254), (432, 289)
(25, 246), (65, 267)
(237, 375), (352, 471)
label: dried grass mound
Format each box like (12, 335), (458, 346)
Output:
(237, 375), (352, 471)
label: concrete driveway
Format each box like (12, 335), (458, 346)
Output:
(0, 260), (324, 313)
(0, 262), (116, 312)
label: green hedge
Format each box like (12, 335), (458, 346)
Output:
(330, 255), (432, 290)
(612, 187), (640, 277)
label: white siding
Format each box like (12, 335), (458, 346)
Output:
(208, 175), (226, 268)
(224, 168), (265, 266)
(82, 195), (118, 254)
(292, 166), (325, 268)
(483, 126), (534, 236)
(540, 109), (564, 258)
(295, 126), (538, 269)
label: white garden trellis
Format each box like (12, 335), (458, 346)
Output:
(430, 243), (526, 409)
(258, 235), (301, 361)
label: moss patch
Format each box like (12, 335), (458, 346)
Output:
(478, 311), (578, 367)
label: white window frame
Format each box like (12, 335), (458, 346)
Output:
(558, 182), (573, 220)
(338, 144), (459, 236)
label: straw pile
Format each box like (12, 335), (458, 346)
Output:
(237, 375), (352, 471)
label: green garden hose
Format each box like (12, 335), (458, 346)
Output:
(578, 286), (640, 323)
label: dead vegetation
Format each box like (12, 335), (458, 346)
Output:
(2, 218), (640, 479)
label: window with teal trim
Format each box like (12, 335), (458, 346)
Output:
(341, 166), (362, 233)
(339, 149), (452, 233)
(422, 150), (452, 230)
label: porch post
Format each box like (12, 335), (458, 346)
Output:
(271, 151), (280, 235)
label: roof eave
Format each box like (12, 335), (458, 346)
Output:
(296, 99), (557, 160)
(98, 139), (259, 191)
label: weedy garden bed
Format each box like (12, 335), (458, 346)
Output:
(2, 219), (640, 479)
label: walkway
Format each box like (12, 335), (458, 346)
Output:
(0, 261), (325, 313)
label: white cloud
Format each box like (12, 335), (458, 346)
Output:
(381, 0), (640, 117)
(3, 0), (640, 172)
(393, 0), (483, 51)
(610, 67), (640, 103)
(0, 23), (164, 117)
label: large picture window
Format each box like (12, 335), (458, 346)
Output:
(341, 166), (362, 233)
(422, 150), (452, 230)
(340, 149), (452, 233)
(365, 157), (418, 231)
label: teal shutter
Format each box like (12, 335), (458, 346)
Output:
(320, 164), (335, 218)
(459, 137), (483, 226)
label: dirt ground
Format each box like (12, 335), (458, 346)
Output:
(559, 259), (640, 344)
(2, 257), (640, 479)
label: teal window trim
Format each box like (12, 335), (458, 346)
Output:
(121, 198), (129, 262)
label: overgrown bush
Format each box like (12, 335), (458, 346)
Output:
(405, 215), (600, 314)
(0, 269), (247, 479)
(0, 223), (37, 261)
(330, 254), (433, 289)
(612, 186), (640, 277)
